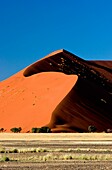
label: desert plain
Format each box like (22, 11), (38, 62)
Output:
(0, 133), (112, 170)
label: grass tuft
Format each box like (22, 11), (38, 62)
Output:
(0, 156), (10, 162)
(36, 148), (47, 152)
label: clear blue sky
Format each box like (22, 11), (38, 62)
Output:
(0, 0), (112, 81)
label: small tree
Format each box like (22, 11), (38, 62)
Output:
(40, 127), (51, 133)
(0, 128), (4, 132)
(36, 128), (42, 133)
(32, 127), (38, 133)
(10, 127), (22, 133)
(18, 127), (22, 133)
(88, 125), (97, 132)
(10, 128), (17, 133)
(31, 127), (51, 133)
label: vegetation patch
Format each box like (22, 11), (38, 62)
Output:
(10, 127), (22, 133)
(0, 156), (10, 162)
(31, 127), (51, 133)
(1, 147), (112, 154)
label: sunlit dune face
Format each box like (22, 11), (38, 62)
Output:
(0, 70), (78, 132)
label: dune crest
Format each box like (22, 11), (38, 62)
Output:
(0, 49), (112, 132)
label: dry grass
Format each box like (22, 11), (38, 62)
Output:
(1, 153), (112, 162)
(1, 147), (112, 154)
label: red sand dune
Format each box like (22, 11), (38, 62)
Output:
(0, 49), (112, 132)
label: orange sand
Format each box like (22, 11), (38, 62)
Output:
(0, 70), (77, 132)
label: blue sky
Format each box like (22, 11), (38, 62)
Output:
(0, 0), (112, 81)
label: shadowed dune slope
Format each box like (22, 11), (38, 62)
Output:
(0, 49), (112, 132)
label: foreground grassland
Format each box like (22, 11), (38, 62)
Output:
(0, 133), (112, 169)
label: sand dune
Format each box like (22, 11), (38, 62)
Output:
(0, 49), (112, 132)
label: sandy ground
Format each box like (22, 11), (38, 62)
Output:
(0, 133), (112, 169)
(0, 133), (112, 141)
(1, 161), (112, 170)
